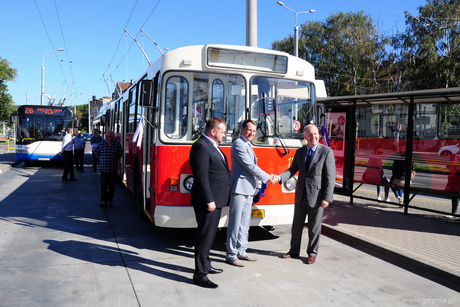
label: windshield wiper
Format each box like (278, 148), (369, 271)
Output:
(262, 92), (290, 156)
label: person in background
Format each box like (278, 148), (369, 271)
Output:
(90, 129), (103, 172)
(278, 124), (335, 265)
(390, 151), (414, 206)
(189, 117), (231, 289)
(61, 128), (77, 181)
(94, 131), (123, 208)
(364, 143), (390, 202)
(226, 119), (277, 267)
(73, 130), (86, 172)
(445, 144), (460, 215)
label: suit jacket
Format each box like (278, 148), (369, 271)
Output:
(189, 135), (231, 209)
(231, 135), (270, 196)
(280, 143), (335, 208)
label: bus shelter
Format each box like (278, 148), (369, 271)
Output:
(319, 87), (460, 216)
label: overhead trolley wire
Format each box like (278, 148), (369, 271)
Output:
(34, 0), (68, 101)
(54, 0), (77, 103)
(101, 0), (139, 79)
(102, 0), (162, 86)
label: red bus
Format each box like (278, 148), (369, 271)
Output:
(102, 44), (328, 227)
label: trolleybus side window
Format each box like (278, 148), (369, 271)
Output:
(122, 98), (129, 136)
(150, 74), (160, 144)
(128, 87), (138, 133)
(113, 101), (120, 133)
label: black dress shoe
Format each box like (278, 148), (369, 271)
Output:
(279, 252), (299, 259)
(208, 267), (223, 274)
(193, 278), (218, 289)
(69, 178), (78, 181)
(62, 178), (70, 181)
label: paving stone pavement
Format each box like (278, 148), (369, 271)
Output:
(322, 194), (460, 290)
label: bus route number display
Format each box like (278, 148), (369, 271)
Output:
(24, 107), (63, 115)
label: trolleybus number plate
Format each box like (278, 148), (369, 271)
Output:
(251, 209), (265, 218)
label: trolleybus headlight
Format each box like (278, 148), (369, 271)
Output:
(284, 177), (297, 191)
(184, 175), (194, 192)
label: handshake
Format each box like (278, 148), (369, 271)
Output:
(268, 174), (280, 185)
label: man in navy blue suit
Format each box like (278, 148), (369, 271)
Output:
(189, 117), (231, 289)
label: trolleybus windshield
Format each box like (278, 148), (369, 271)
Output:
(16, 106), (73, 144)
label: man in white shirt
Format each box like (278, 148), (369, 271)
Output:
(61, 128), (77, 181)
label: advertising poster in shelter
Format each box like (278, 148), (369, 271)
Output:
(321, 112), (346, 188)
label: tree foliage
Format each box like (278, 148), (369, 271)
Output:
(76, 104), (89, 132)
(272, 11), (389, 96)
(392, 0), (460, 90)
(0, 58), (17, 121)
(272, 1), (460, 96)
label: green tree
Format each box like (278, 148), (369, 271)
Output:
(76, 104), (89, 132)
(272, 11), (389, 96)
(0, 58), (17, 121)
(392, 0), (460, 90)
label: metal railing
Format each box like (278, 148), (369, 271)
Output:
(7, 138), (15, 152)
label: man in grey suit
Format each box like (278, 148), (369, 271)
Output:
(279, 124), (335, 264)
(226, 119), (276, 267)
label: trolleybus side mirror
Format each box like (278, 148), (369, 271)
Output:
(317, 103), (326, 126)
(101, 115), (106, 125)
(140, 79), (153, 107)
(10, 112), (17, 125)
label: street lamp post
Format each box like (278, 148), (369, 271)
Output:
(41, 48), (64, 105)
(277, 1), (315, 57)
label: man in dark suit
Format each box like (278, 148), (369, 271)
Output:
(279, 124), (335, 264)
(189, 117), (231, 289)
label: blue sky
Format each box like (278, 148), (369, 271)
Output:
(2, 0), (427, 107)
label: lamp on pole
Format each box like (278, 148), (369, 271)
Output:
(41, 48), (64, 105)
(277, 1), (315, 57)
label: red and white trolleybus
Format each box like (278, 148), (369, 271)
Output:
(103, 44), (327, 228)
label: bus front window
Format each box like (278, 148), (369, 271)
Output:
(17, 115), (69, 144)
(165, 76), (189, 139)
(250, 77), (315, 142)
(162, 71), (245, 144)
